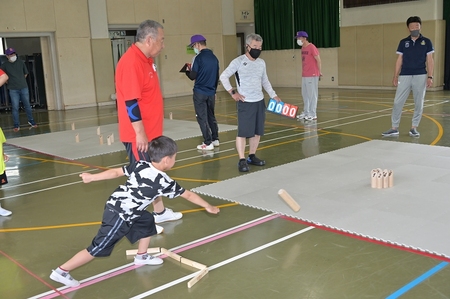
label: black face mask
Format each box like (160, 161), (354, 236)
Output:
(248, 48), (262, 59)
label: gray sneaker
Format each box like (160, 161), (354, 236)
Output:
(382, 128), (399, 137)
(409, 128), (420, 137)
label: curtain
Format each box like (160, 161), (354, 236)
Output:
(254, 0), (293, 50)
(254, 0), (340, 50)
(293, 0), (340, 48)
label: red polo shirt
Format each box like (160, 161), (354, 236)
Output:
(115, 44), (163, 142)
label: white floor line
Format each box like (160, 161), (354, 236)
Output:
(129, 226), (315, 299)
(1, 181), (82, 200)
(29, 214), (280, 299)
(0, 170), (88, 190)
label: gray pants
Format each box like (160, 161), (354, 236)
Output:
(301, 77), (319, 117)
(391, 74), (427, 128)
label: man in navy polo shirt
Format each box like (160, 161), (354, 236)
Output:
(185, 34), (220, 151)
(382, 16), (434, 137)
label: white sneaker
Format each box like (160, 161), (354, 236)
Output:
(153, 208), (183, 224)
(0, 206), (12, 216)
(212, 140), (220, 147)
(296, 112), (306, 120)
(156, 224), (164, 234)
(197, 143), (214, 150)
(304, 116), (317, 121)
(134, 254), (163, 266)
(50, 270), (80, 287)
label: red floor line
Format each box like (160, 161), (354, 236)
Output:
(171, 214), (280, 253)
(281, 216), (450, 262)
(31, 214), (280, 298)
(0, 250), (70, 299)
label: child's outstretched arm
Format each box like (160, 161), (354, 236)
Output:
(80, 167), (125, 183)
(180, 190), (220, 214)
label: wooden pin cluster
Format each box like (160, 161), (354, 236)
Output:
(71, 124), (114, 146)
(371, 168), (394, 189)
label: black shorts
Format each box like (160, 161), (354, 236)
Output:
(0, 171), (7, 185)
(87, 207), (157, 257)
(237, 100), (266, 138)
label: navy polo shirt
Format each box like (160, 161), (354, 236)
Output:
(397, 34), (434, 76)
(191, 49), (219, 96)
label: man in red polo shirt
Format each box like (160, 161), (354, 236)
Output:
(115, 20), (182, 231)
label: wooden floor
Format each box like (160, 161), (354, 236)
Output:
(1, 87), (450, 299)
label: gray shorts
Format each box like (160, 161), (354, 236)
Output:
(237, 100), (266, 137)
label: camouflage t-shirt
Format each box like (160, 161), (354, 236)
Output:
(106, 161), (185, 222)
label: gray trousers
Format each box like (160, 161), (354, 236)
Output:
(391, 74), (427, 128)
(301, 77), (319, 117)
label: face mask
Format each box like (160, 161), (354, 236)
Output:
(194, 47), (200, 55)
(9, 55), (17, 62)
(410, 30), (420, 37)
(297, 40), (303, 46)
(248, 48), (261, 59)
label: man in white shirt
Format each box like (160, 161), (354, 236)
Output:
(220, 33), (281, 172)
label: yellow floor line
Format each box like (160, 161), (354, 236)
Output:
(0, 203), (239, 233)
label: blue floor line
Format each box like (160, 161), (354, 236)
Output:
(386, 261), (449, 299)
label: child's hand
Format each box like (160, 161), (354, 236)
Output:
(79, 173), (93, 183)
(3, 154), (9, 162)
(205, 205), (220, 214)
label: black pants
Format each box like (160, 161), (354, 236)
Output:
(193, 91), (219, 145)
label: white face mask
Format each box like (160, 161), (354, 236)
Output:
(297, 40), (303, 46)
(9, 55), (17, 62)
(194, 47), (200, 55)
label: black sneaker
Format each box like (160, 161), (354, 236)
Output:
(238, 160), (249, 172)
(409, 128), (420, 137)
(247, 155), (265, 166)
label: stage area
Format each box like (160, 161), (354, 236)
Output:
(193, 140), (450, 258)
(6, 119), (237, 160)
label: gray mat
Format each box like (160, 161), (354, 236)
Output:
(6, 120), (237, 160)
(193, 140), (450, 258)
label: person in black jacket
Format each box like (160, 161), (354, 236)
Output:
(185, 35), (220, 151)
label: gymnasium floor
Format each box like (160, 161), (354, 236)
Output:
(1, 87), (450, 299)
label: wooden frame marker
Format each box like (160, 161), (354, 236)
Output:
(187, 267), (208, 288)
(160, 248), (206, 269)
(126, 247), (208, 288)
(278, 189), (300, 212)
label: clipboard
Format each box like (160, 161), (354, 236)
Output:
(179, 63), (190, 73)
